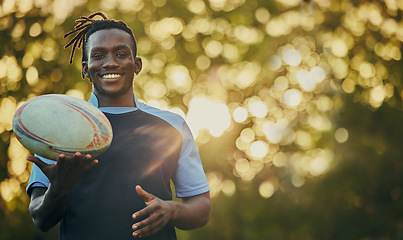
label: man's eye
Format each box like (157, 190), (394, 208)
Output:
(117, 52), (128, 57)
(92, 54), (103, 59)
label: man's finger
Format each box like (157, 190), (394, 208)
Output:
(132, 206), (151, 220)
(56, 153), (66, 166)
(132, 215), (162, 238)
(86, 159), (99, 170)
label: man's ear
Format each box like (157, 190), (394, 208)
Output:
(134, 57), (142, 75)
(82, 61), (91, 80)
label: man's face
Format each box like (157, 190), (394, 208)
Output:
(82, 28), (142, 98)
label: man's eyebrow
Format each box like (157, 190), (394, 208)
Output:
(90, 45), (131, 53)
(90, 47), (105, 53)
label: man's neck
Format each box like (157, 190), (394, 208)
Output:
(94, 92), (136, 108)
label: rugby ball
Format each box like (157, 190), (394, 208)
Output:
(12, 94), (113, 160)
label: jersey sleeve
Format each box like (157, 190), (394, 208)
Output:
(137, 102), (210, 198)
(26, 155), (54, 197)
(173, 121), (210, 198)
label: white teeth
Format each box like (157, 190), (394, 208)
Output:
(103, 74), (121, 79)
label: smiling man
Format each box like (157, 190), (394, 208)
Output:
(85, 28), (142, 105)
(26, 12), (211, 240)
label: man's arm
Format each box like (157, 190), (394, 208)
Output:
(132, 185), (211, 238)
(29, 187), (69, 231)
(169, 192), (211, 230)
(27, 153), (98, 232)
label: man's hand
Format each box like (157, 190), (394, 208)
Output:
(132, 185), (211, 238)
(132, 185), (174, 238)
(27, 152), (98, 194)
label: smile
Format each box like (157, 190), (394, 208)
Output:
(102, 73), (121, 79)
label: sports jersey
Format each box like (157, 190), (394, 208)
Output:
(26, 93), (210, 239)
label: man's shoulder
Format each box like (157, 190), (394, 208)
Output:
(137, 102), (186, 131)
(139, 102), (183, 119)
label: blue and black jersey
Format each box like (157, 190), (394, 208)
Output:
(27, 93), (210, 240)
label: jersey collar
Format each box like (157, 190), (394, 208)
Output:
(88, 92), (140, 114)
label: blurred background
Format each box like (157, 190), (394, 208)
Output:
(1, 0), (403, 239)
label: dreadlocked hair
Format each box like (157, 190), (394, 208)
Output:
(64, 12), (137, 67)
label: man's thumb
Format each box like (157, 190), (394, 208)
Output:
(135, 185), (154, 202)
(27, 156), (49, 171)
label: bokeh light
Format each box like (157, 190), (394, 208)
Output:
(282, 49), (302, 66)
(283, 89), (302, 107)
(335, 127), (349, 143)
(259, 181), (275, 198)
(232, 106), (248, 123)
(186, 96), (231, 138)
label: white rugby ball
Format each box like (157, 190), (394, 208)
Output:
(12, 94), (113, 160)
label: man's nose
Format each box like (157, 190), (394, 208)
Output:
(103, 54), (119, 68)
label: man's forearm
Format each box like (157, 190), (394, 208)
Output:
(170, 192), (211, 230)
(29, 187), (69, 232)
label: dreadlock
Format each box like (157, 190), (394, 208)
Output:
(64, 12), (137, 74)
